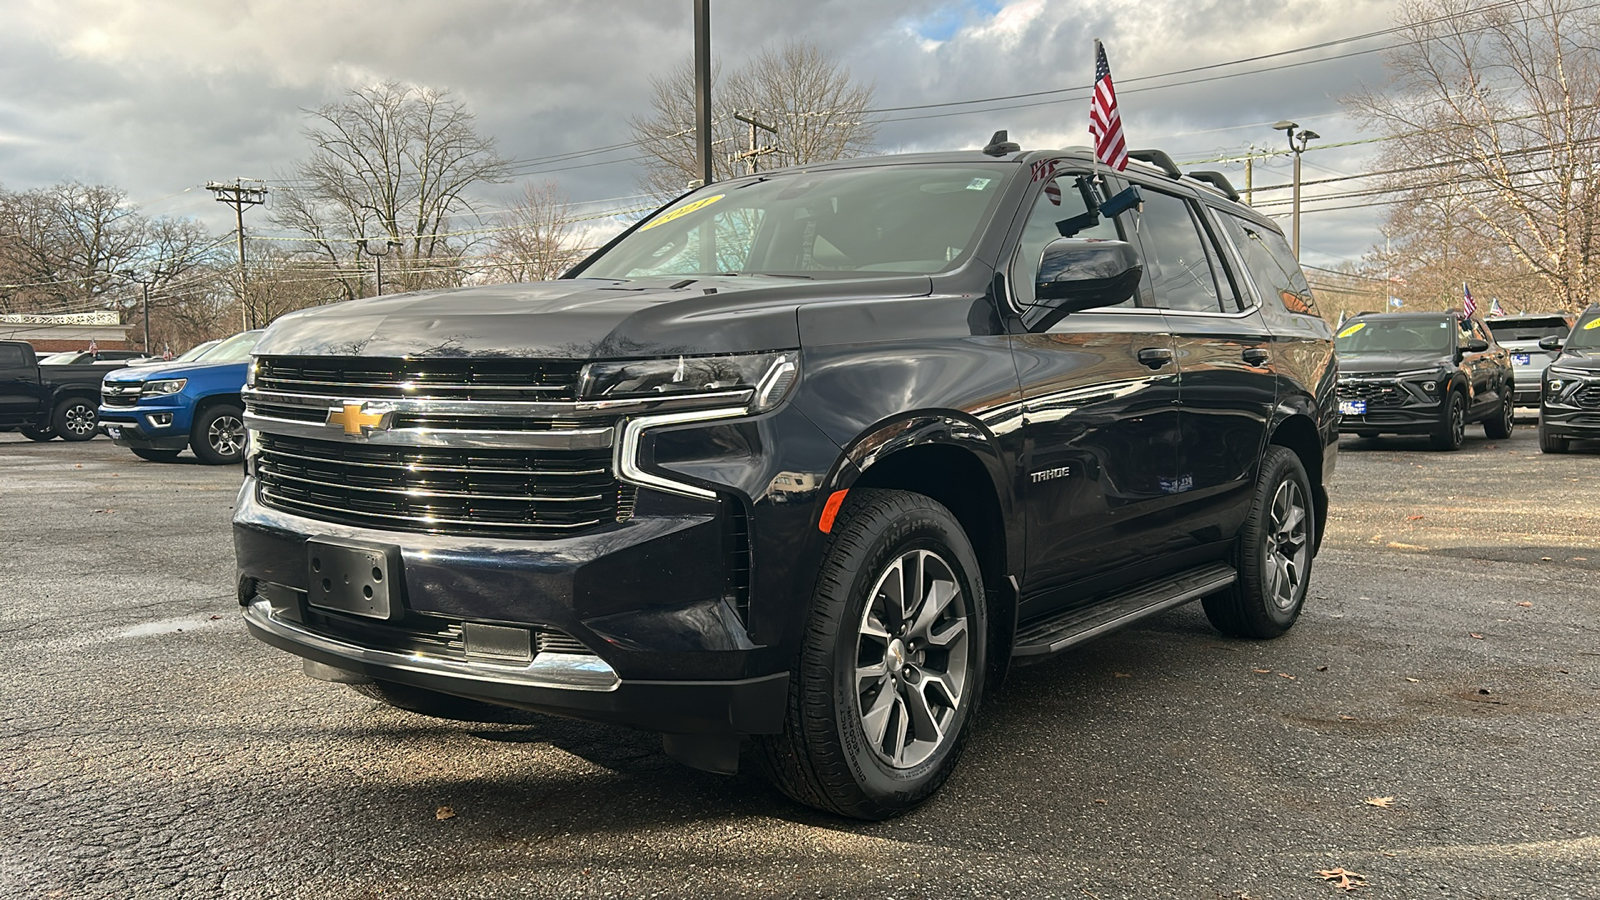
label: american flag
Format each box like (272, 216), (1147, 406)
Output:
(1488, 297), (1505, 317)
(1090, 40), (1128, 171)
(1462, 283), (1477, 320)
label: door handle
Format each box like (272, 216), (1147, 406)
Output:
(1242, 348), (1271, 366)
(1137, 347), (1174, 369)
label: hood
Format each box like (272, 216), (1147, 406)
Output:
(102, 358), (247, 383)
(252, 275), (932, 360)
(1550, 349), (1600, 374)
(1336, 351), (1450, 375)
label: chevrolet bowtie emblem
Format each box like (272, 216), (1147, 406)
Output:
(325, 401), (394, 437)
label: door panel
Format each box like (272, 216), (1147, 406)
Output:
(1166, 309), (1276, 508)
(0, 344), (42, 425)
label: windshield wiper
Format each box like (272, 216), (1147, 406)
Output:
(718, 271), (814, 280)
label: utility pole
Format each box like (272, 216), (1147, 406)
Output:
(732, 112), (779, 174)
(1271, 122), (1320, 258)
(693, 0), (713, 188)
(206, 178), (269, 329)
(358, 239), (402, 297)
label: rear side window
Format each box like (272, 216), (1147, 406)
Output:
(1135, 189), (1230, 313)
(1217, 214), (1319, 317)
(0, 344), (29, 367)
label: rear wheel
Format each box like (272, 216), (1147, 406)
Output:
(1204, 446), (1314, 639)
(19, 425), (53, 442)
(1430, 390), (1466, 451)
(51, 397), (98, 442)
(1539, 423), (1569, 454)
(1484, 391), (1514, 439)
(190, 404), (245, 465)
(131, 448), (182, 462)
(757, 489), (987, 820)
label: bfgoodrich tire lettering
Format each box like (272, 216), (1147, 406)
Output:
(1203, 446), (1315, 639)
(756, 489), (987, 820)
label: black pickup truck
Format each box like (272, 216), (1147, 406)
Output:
(235, 143), (1337, 819)
(0, 340), (120, 441)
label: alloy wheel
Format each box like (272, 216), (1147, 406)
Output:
(208, 414), (245, 457)
(854, 549), (971, 770)
(1451, 397), (1465, 445)
(63, 403), (95, 438)
(1264, 479), (1310, 611)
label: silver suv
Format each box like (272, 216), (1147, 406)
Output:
(1486, 314), (1572, 406)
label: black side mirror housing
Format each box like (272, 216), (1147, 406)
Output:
(1024, 238), (1143, 332)
(1462, 338), (1490, 353)
(1539, 335), (1565, 351)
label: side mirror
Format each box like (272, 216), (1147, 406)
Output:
(1539, 335), (1564, 351)
(1025, 238), (1143, 332)
(1462, 338), (1490, 353)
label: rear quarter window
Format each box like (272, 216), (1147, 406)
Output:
(1217, 213), (1319, 317)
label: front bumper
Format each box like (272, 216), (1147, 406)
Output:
(98, 402), (190, 450)
(233, 478), (791, 736)
(1336, 388), (1447, 435)
(1538, 405), (1600, 440)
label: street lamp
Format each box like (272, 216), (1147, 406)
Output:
(115, 269), (154, 354)
(357, 239), (403, 296)
(1273, 120), (1321, 259)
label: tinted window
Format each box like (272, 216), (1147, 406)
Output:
(1011, 170), (1123, 306)
(1486, 317), (1569, 342)
(1136, 189), (1224, 312)
(1217, 213), (1319, 317)
(1562, 313), (1600, 351)
(582, 164), (1008, 279)
(1336, 318), (1452, 353)
(0, 345), (29, 368)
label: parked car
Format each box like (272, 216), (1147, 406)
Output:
(1335, 311), (1515, 449)
(98, 330), (262, 463)
(37, 349), (147, 365)
(233, 143), (1337, 819)
(1538, 304), (1600, 453)
(1485, 313), (1572, 407)
(0, 340), (122, 441)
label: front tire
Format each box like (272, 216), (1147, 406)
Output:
(1204, 446), (1315, 639)
(51, 397), (98, 442)
(1484, 391), (1514, 439)
(1539, 423), (1569, 454)
(190, 404), (245, 465)
(757, 489), (987, 820)
(1430, 390), (1467, 451)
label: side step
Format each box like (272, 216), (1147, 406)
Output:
(1012, 562), (1236, 660)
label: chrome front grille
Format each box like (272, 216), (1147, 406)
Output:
(101, 383), (141, 408)
(1337, 380), (1407, 407)
(255, 356), (584, 401)
(1573, 384), (1600, 410)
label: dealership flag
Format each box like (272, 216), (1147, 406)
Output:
(1091, 40), (1129, 171)
(1462, 283), (1478, 320)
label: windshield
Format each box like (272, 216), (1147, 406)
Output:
(201, 331), (263, 363)
(175, 341), (220, 362)
(1336, 318), (1453, 354)
(38, 352), (83, 365)
(1564, 315), (1600, 351)
(1486, 317), (1569, 342)
(579, 164), (1010, 280)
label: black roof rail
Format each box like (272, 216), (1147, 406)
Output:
(1127, 149), (1181, 178)
(982, 130), (1022, 157)
(1186, 170), (1240, 201)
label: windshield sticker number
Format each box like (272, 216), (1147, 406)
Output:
(640, 194), (725, 232)
(1337, 322), (1367, 338)
(1585, 318), (1600, 330)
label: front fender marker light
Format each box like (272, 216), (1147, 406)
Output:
(819, 489), (849, 534)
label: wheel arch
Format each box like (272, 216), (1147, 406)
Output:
(1267, 413), (1327, 554)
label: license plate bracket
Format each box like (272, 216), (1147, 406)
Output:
(306, 537), (400, 620)
(1339, 399), (1367, 415)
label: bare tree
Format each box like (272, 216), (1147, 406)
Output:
(1345, 0), (1600, 313)
(270, 81), (512, 299)
(630, 41), (876, 198)
(483, 181), (583, 282)
(0, 182), (146, 314)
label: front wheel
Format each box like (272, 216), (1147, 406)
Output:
(1430, 390), (1467, 451)
(757, 489), (987, 820)
(1484, 391), (1514, 439)
(1539, 423), (1569, 454)
(51, 397), (98, 442)
(1204, 446), (1315, 639)
(190, 404), (245, 465)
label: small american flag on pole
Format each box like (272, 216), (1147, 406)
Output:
(1090, 40), (1128, 171)
(1462, 283), (1477, 320)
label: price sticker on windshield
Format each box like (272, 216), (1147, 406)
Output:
(1337, 322), (1367, 338)
(639, 194), (724, 231)
(1586, 318), (1600, 330)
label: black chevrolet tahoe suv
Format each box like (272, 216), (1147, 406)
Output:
(1538, 304), (1600, 453)
(1335, 311), (1515, 449)
(234, 145), (1338, 819)
(0, 340), (120, 441)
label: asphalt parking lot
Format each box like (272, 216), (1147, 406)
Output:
(2, 428), (1596, 899)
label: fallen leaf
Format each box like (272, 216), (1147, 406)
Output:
(1405, 677), (1420, 683)
(1405, 514), (1424, 521)
(1092, 798), (1108, 804)
(1277, 672), (1295, 680)
(1541, 557), (1553, 561)
(1317, 665), (1329, 672)
(1317, 868), (1367, 891)
(435, 806), (455, 820)
(91, 508), (114, 514)
(1253, 668), (1272, 674)
(1575, 557), (1589, 561)
(1364, 796), (1395, 808)
(1516, 601), (1533, 608)
(1339, 715), (1357, 721)
(1469, 633), (1484, 640)
(1112, 672), (1131, 678)
(1478, 688), (1492, 695)
(209, 615), (222, 620)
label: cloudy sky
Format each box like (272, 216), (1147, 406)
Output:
(1, 0), (1401, 269)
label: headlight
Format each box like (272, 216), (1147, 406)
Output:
(245, 358), (258, 388)
(580, 351), (798, 412)
(143, 379), (187, 396)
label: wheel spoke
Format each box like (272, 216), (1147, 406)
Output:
(860, 611), (892, 641)
(906, 578), (958, 641)
(860, 683), (896, 748)
(923, 616), (968, 650)
(889, 696), (911, 765)
(903, 682), (944, 746)
(1278, 503), (1305, 536)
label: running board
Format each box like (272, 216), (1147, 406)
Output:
(1012, 562), (1237, 660)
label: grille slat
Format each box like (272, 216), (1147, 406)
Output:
(1337, 381), (1408, 408)
(1573, 384), (1600, 410)
(257, 357), (584, 402)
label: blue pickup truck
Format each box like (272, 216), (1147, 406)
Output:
(98, 330), (262, 464)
